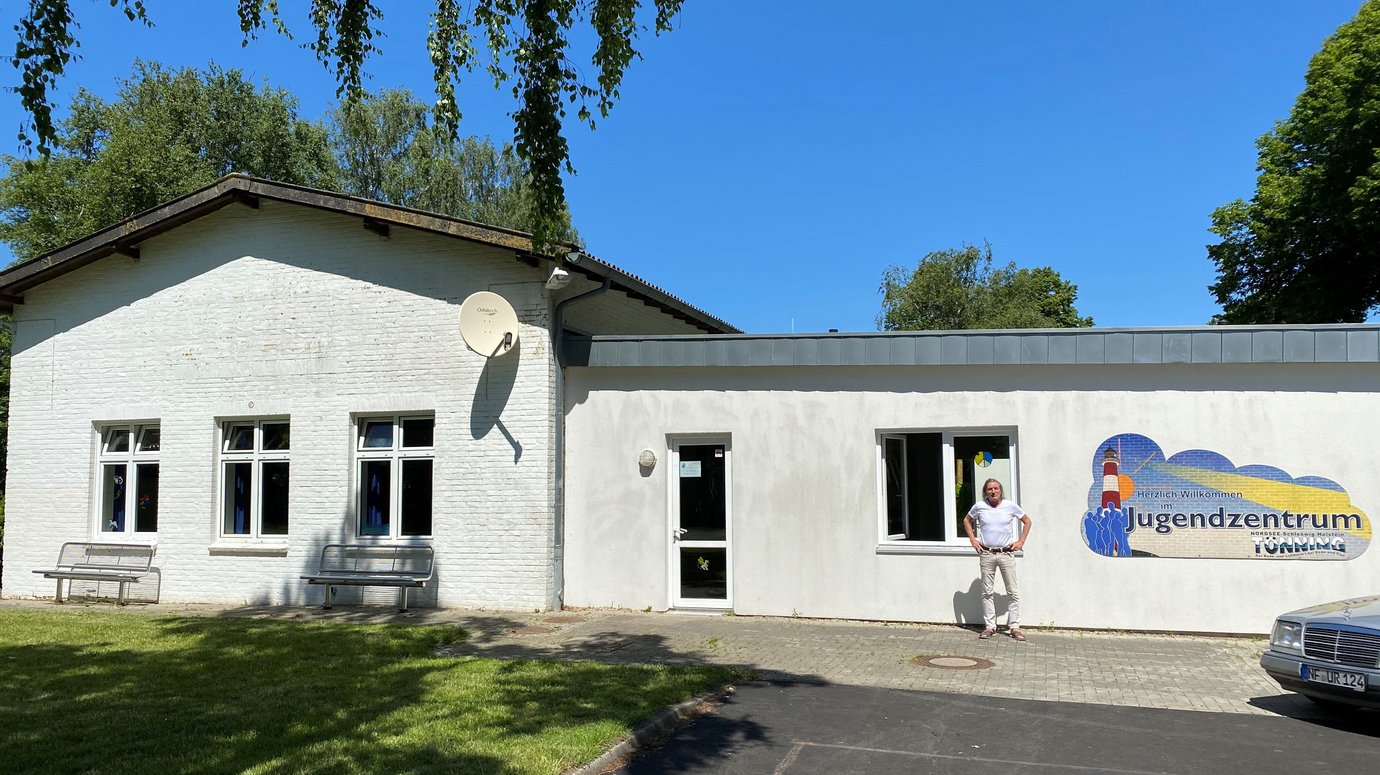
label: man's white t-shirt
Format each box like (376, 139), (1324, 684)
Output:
(968, 499), (1025, 547)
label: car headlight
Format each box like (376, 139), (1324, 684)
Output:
(1271, 620), (1303, 651)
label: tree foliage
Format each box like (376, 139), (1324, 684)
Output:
(0, 65), (575, 263)
(1208, 0), (1380, 323)
(8, 0), (682, 254)
(879, 243), (1093, 331)
(329, 89), (577, 243)
(0, 60), (338, 262)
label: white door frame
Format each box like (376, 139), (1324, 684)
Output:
(668, 435), (733, 610)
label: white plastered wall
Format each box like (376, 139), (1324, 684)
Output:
(562, 363), (1380, 634)
(2, 201), (563, 608)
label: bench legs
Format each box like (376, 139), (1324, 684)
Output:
(54, 578), (129, 605)
(317, 584), (414, 612)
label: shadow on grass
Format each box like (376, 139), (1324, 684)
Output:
(0, 609), (783, 774)
(213, 607), (819, 772)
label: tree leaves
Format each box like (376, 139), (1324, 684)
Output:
(878, 243), (1093, 331)
(0, 66), (578, 264)
(8, 1), (684, 256)
(0, 61), (339, 262)
(1207, 0), (1380, 323)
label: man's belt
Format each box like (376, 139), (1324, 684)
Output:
(982, 545), (1016, 553)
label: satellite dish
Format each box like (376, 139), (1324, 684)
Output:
(459, 291), (520, 357)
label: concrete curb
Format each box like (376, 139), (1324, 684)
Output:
(571, 685), (734, 775)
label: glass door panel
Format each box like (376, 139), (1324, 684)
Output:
(672, 440), (731, 608)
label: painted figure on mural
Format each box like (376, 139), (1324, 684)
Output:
(963, 478), (1033, 641)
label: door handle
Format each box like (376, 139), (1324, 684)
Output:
(673, 528), (688, 540)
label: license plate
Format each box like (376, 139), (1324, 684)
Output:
(1301, 664), (1366, 692)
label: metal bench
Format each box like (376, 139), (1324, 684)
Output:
(33, 542), (156, 605)
(302, 543), (435, 612)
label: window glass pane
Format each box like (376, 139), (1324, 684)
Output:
(679, 547), (727, 600)
(884, 437), (907, 536)
(678, 445), (726, 541)
(401, 418), (434, 448)
(362, 421), (393, 449)
(102, 464), (127, 532)
(135, 463), (159, 533)
(954, 435), (1012, 537)
(223, 462), (253, 535)
(260, 462), (290, 535)
(262, 423), (290, 451)
(226, 425), (255, 452)
(360, 460), (391, 535)
(105, 428), (131, 454)
(400, 459), (433, 536)
(137, 427), (161, 452)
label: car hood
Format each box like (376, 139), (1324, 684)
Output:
(1286, 595), (1380, 628)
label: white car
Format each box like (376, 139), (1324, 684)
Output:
(1260, 595), (1380, 710)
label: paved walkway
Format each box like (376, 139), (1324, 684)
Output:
(4, 599), (1308, 719)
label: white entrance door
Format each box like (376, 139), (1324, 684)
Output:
(670, 438), (731, 609)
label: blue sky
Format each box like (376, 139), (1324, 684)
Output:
(0, 2), (1365, 333)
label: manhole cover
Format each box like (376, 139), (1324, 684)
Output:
(911, 654), (995, 670)
(544, 615), (586, 623)
(508, 626), (557, 635)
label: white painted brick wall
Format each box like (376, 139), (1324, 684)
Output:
(2, 201), (570, 609)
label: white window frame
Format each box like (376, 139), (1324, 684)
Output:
(355, 414), (435, 540)
(95, 423), (161, 538)
(876, 428), (1019, 554)
(218, 419), (291, 539)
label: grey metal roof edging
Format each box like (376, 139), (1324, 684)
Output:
(563, 324), (1380, 367)
(0, 174), (738, 333)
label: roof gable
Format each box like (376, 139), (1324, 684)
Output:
(0, 174), (737, 333)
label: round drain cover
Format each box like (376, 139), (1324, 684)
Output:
(911, 654), (995, 670)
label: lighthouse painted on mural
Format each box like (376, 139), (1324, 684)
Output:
(1101, 447), (1121, 509)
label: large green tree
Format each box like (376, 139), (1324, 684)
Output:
(1208, 0), (1380, 323)
(10, 0), (681, 254)
(329, 89), (578, 243)
(0, 60), (338, 262)
(878, 243), (1093, 331)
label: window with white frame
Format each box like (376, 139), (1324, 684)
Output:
(220, 420), (290, 537)
(98, 424), (161, 535)
(879, 431), (1016, 543)
(356, 415), (434, 538)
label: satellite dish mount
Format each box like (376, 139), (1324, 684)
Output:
(459, 291), (520, 357)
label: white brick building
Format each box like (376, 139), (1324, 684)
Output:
(0, 176), (731, 608)
(3, 176), (1376, 634)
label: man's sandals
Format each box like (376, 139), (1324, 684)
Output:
(980, 628), (1028, 641)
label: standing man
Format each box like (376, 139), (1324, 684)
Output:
(963, 478), (1032, 641)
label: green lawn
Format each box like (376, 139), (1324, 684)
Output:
(0, 609), (736, 774)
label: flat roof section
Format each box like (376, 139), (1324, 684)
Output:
(564, 325), (1380, 367)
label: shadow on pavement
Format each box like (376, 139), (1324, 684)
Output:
(1248, 693), (1380, 736)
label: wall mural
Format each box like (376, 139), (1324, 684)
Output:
(1082, 433), (1371, 560)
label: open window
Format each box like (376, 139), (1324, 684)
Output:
(879, 430), (1016, 545)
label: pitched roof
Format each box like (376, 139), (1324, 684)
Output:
(0, 174), (738, 333)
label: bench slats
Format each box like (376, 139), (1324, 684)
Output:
(302, 543), (434, 612)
